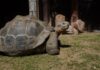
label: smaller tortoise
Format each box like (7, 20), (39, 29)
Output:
(0, 15), (59, 56)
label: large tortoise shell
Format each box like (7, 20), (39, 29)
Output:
(0, 15), (50, 54)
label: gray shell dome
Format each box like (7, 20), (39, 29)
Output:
(0, 15), (50, 55)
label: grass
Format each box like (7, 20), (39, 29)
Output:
(0, 32), (100, 70)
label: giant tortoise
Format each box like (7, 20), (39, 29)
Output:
(0, 15), (59, 56)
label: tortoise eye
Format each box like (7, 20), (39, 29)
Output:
(62, 23), (65, 25)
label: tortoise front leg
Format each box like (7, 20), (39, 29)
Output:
(46, 32), (59, 55)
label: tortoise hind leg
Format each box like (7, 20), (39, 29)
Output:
(46, 32), (59, 55)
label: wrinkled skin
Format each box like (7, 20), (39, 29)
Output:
(55, 21), (69, 35)
(55, 14), (69, 35)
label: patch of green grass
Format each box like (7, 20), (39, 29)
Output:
(0, 54), (62, 70)
(81, 53), (100, 70)
(0, 33), (100, 70)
